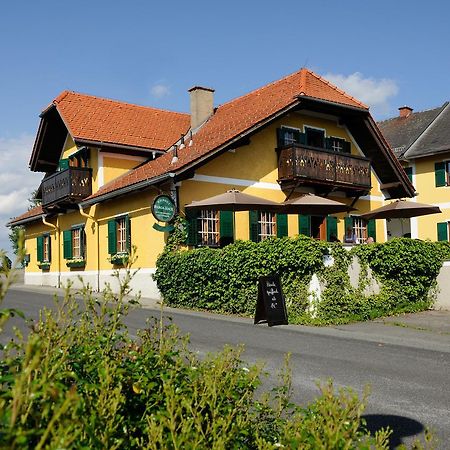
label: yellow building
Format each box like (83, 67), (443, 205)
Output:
(9, 68), (413, 297)
(378, 103), (450, 240)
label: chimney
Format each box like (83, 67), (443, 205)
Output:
(399, 106), (413, 118)
(188, 86), (214, 130)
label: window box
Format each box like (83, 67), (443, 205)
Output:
(38, 262), (51, 270)
(109, 252), (129, 266)
(66, 259), (86, 268)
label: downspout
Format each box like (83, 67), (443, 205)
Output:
(79, 205), (100, 292)
(42, 215), (61, 288)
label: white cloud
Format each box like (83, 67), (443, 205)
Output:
(323, 72), (398, 117)
(0, 135), (42, 257)
(150, 82), (171, 99)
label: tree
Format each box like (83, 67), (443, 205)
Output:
(8, 190), (42, 265)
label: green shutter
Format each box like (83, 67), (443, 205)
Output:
(58, 158), (70, 171)
(37, 236), (44, 262)
(249, 210), (260, 242)
(63, 230), (72, 259)
(343, 141), (351, 154)
(185, 209), (199, 246)
(404, 167), (413, 183)
(125, 216), (131, 252)
(326, 216), (338, 242)
(437, 222), (448, 241)
(47, 236), (52, 262)
(108, 219), (117, 254)
(276, 128), (284, 147)
(325, 137), (333, 151)
(435, 162), (446, 187)
(367, 219), (377, 241)
(219, 211), (234, 242)
(80, 227), (86, 258)
(298, 132), (307, 145)
(344, 216), (354, 242)
(276, 214), (288, 238)
(298, 215), (311, 237)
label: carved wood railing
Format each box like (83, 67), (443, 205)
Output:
(41, 167), (92, 207)
(278, 145), (371, 188)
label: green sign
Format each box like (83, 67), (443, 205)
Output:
(152, 195), (176, 222)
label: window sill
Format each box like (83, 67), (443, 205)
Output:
(109, 253), (129, 266)
(66, 259), (86, 268)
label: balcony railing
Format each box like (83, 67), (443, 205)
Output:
(278, 145), (371, 189)
(41, 167), (92, 207)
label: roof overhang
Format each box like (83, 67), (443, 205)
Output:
(7, 213), (44, 228)
(79, 173), (174, 208)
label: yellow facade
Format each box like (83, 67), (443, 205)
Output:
(23, 109), (391, 290)
(401, 154), (450, 241)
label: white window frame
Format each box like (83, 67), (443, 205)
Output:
(198, 210), (220, 247)
(259, 211), (276, 240)
(116, 217), (127, 253)
(43, 235), (51, 262)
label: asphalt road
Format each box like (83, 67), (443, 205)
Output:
(3, 287), (450, 449)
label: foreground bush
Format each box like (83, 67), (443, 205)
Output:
(155, 236), (445, 324)
(0, 262), (397, 448)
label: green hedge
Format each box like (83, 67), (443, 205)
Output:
(154, 236), (327, 317)
(155, 237), (448, 324)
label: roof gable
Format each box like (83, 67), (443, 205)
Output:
(53, 91), (190, 151)
(378, 103), (448, 158)
(30, 91), (191, 172)
(83, 69), (413, 204)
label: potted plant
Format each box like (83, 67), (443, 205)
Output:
(109, 252), (129, 266)
(66, 257), (86, 268)
(38, 262), (51, 270)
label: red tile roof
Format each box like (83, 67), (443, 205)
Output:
(85, 68), (368, 203)
(52, 91), (190, 151)
(8, 205), (43, 226)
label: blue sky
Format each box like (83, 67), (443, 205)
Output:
(1, 0), (449, 256)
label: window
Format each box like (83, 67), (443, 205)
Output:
(117, 217), (127, 253)
(108, 216), (131, 255)
(325, 137), (351, 154)
(63, 226), (86, 260)
(344, 216), (376, 244)
(199, 210), (220, 246)
(37, 234), (51, 263)
(186, 210), (234, 247)
(298, 215), (338, 242)
(277, 127), (305, 147)
(305, 127), (325, 148)
(259, 211), (276, 240)
(277, 127), (351, 153)
(249, 211), (287, 242)
(435, 162), (450, 187)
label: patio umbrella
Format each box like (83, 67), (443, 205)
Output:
(184, 189), (280, 211)
(360, 200), (441, 220)
(278, 193), (355, 215)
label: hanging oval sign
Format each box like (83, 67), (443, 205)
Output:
(152, 195), (176, 222)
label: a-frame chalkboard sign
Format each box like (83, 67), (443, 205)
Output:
(254, 275), (288, 327)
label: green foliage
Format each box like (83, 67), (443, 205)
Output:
(0, 263), (397, 449)
(154, 236), (327, 317)
(0, 240), (436, 449)
(156, 236), (448, 325)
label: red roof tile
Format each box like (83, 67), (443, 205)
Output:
(85, 68), (368, 203)
(8, 205), (43, 226)
(52, 91), (190, 151)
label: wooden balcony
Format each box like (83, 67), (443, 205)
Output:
(41, 167), (92, 208)
(278, 145), (371, 192)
